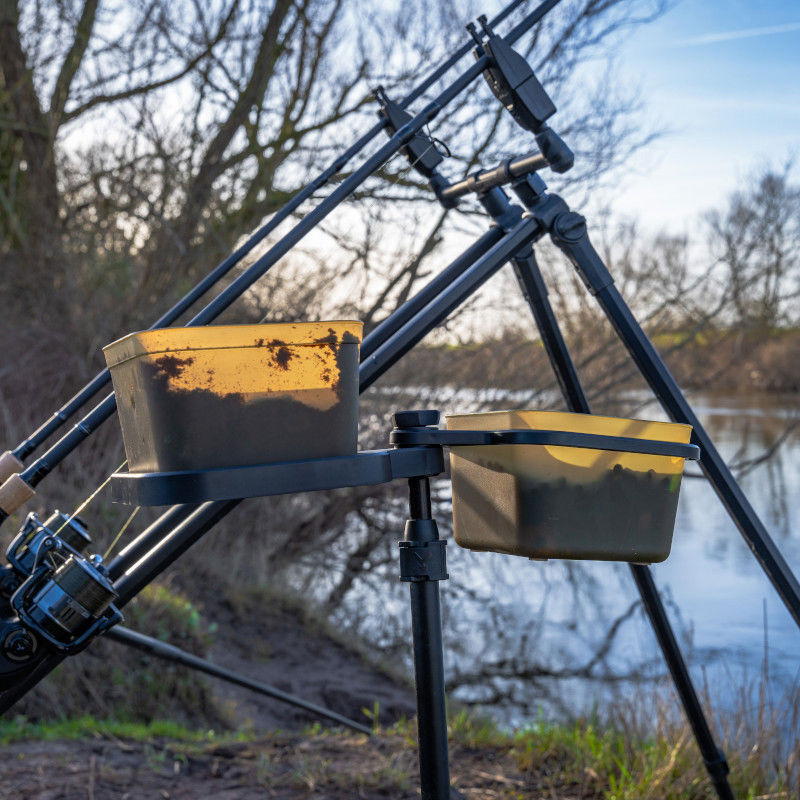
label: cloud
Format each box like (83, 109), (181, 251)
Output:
(675, 21), (800, 47)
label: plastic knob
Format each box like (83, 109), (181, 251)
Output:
(392, 410), (440, 428)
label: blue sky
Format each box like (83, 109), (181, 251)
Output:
(597, 0), (800, 233)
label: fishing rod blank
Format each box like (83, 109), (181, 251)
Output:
(0, 0), (563, 522)
(4, 0), (535, 472)
(106, 626), (373, 735)
(0, 210), (540, 711)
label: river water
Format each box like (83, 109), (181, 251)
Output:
(334, 390), (800, 730)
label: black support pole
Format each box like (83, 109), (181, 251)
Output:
(545, 210), (800, 631)
(511, 248), (734, 800)
(106, 626), (372, 735)
(397, 409), (451, 800)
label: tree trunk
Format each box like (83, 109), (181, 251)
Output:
(0, 0), (69, 326)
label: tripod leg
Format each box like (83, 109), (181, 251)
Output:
(545, 211), (800, 630)
(106, 626), (373, 735)
(401, 474), (451, 800)
(512, 249), (734, 800)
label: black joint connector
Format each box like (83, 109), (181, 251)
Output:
(703, 749), (730, 782)
(393, 410), (440, 429)
(430, 173), (457, 209)
(553, 212), (586, 243)
(535, 126), (574, 174)
(399, 536), (448, 583)
(511, 173), (548, 207)
(478, 187), (523, 231)
(550, 211), (615, 294)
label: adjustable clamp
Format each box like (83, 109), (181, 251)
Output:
(374, 86), (447, 179)
(399, 529), (448, 583)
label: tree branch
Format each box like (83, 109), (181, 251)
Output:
(48, 0), (99, 133)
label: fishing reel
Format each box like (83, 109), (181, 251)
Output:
(0, 512), (122, 689)
(0, 511), (91, 608)
(468, 15), (573, 174)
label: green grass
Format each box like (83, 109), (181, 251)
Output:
(0, 714), (253, 746)
(3, 709), (795, 798)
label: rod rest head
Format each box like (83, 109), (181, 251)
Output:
(535, 126), (574, 174)
(374, 86), (444, 178)
(473, 19), (556, 133)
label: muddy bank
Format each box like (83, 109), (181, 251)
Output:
(0, 730), (578, 799)
(200, 590), (414, 731)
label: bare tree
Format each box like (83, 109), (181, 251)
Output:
(1, 0), (666, 342)
(706, 164), (800, 330)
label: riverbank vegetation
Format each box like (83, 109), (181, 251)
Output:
(0, 706), (796, 798)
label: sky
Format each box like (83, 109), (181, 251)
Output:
(595, 0), (800, 235)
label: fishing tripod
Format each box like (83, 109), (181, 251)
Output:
(0, 6), (796, 799)
(0, 145), (736, 798)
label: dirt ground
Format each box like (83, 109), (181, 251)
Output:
(201, 593), (415, 732)
(0, 730), (581, 799)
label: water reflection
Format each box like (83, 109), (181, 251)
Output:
(336, 391), (800, 728)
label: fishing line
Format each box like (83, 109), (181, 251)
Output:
(54, 459), (127, 536)
(53, 459), (140, 560)
(103, 506), (140, 560)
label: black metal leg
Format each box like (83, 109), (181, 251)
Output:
(546, 212), (800, 631)
(397, 418), (450, 800)
(512, 249), (735, 800)
(630, 568), (733, 799)
(106, 626), (373, 735)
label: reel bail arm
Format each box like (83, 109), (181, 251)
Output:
(0, 513), (122, 690)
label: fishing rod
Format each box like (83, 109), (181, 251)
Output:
(0, 510), (372, 734)
(0, 204), (543, 710)
(105, 627), (374, 735)
(0, 6), (567, 706)
(0, 0), (550, 480)
(0, 0), (564, 526)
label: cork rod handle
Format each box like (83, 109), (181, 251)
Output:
(0, 451), (23, 484)
(0, 474), (35, 516)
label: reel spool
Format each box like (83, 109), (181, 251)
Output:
(0, 511), (91, 604)
(0, 513), (121, 689)
(10, 553), (122, 654)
